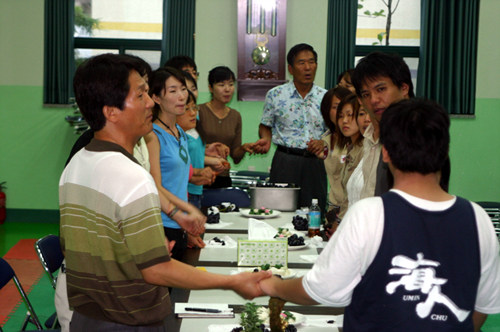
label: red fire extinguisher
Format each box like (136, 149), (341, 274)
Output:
(0, 182), (6, 224)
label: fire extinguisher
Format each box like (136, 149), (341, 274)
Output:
(0, 181), (6, 224)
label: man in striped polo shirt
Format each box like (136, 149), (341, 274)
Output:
(60, 54), (271, 331)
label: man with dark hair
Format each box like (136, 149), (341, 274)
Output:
(254, 43), (327, 213)
(164, 55), (199, 81)
(61, 53), (270, 330)
(351, 52), (413, 198)
(259, 98), (500, 331)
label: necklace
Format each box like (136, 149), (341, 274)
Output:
(156, 118), (189, 164)
(157, 117), (179, 142)
(207, 101), (230, 124)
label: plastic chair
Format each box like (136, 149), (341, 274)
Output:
(0, 257), (43, 331)
(35, 235), (64, 329)
(201, 187), (251, 208)
(476, 202), (500, 241)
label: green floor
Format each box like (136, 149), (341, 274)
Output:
(1, 221), (500, 331)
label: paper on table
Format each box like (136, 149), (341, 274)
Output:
(304, 314), (343, 329)
(205, 221), (233, 229)
(204, 235), (237, 248)
(208, 324), (240, 332)
(248, 218), (278, 240)
(175, 303), (234, 318)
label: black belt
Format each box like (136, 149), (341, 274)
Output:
(277, 145), (316, 158)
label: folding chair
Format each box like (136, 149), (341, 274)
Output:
(35, 234), (64, 329)
(0, 257), (43, 331)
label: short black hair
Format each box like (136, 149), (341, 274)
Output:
(163, 55), (197, 71)
(380, 98), (450, 174)
(352, 52), (415, 98)
(208, 66), (235, 86)
(126, 54), (152, 80)
(337, 68), (355, 85)
(181, 70), (198, 89)
(320, 86), (352, 136)
(287, 43), (317, 66)
(186, 89), (196, 105)
(149, 66), (187, 119)
(73, 53), (146, 131)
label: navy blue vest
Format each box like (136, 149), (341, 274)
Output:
(344, 192), (480, 332)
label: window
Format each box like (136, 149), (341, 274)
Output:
(74, 0), (163, 69)
(355, 0), (420, 85)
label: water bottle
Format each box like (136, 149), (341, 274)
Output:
(308, 198), (321, 237)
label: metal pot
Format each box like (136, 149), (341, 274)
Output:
(249, 184), (300, 212)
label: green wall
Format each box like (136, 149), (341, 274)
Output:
(0, 0), (499, 215)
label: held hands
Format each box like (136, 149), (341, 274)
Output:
(187, 234), (206, 249)
(307, 139), (326, 157)
(231, 270), (273, 299)
(206, 142), (230, 159)
(252, 138), (271, 154)
(175, 208), (206, 236)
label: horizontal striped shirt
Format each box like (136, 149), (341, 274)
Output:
(59, 139), (170, 326)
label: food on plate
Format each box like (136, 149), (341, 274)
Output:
(286, 234), (305, 247)
(249, 207), (273, 215)
(273, 228), (293, 238)
(251, 264), (293, 279)
(207, 236), (225, 246)
(291, 215), (308, 231)
(273, 228), (305, 247)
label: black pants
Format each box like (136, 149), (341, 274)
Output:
(270, 148), (327, 216)
(163, 227), (187, 261)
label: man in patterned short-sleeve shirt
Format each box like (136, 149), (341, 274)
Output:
(254, 43), (327, 212)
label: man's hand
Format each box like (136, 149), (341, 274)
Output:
(242, 142), (256, 154)
(307, 139), (325, 156)
(231, 271), (272, 299)
(175, 210), (206, 236)
(252, 138), (271, 154)
(187, 234), (206, 248)
(206, 142), (230, 159)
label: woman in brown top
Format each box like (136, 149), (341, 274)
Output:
(197, 66), (254, 188)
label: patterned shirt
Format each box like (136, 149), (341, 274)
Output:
(261, 81), (327, 149)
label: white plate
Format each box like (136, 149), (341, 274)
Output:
(239, 267), (296, 279)
(240, 208), (281, 219)
(288, 242), (309, 251)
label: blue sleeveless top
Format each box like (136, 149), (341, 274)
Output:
(344, 192), (480, 331)
(153, 123), (190, 229)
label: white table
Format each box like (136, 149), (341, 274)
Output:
(200, 233), (320, 268)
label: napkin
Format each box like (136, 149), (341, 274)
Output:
(175, 303), (234, 318)
(300, 254), (319, 263)
(304, 314), (343, 329)
(204, 235), (237, 248)
(308, 235), (324, 248)
(248, 218), (278, 240)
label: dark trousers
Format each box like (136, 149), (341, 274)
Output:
(270, 148), (327, 216)
(70, 311), (167, 332)
(163, 227), (187, 261)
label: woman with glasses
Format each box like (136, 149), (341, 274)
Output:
(197, 66), (255, 188)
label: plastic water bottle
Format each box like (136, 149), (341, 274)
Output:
(308, 198), (321, 237)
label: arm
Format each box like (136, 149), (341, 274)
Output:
(259, 276), (318, 305)
(307, 139), (326, 156)
(141, 241), (272, 299)
(473, 311), (487, 332)
(205, 156), (230, 174)
(253, 124), (272, 154)
(145, 132), (206, 236)
(205, 142), (229, 159)
(229, 115), (246, 164)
